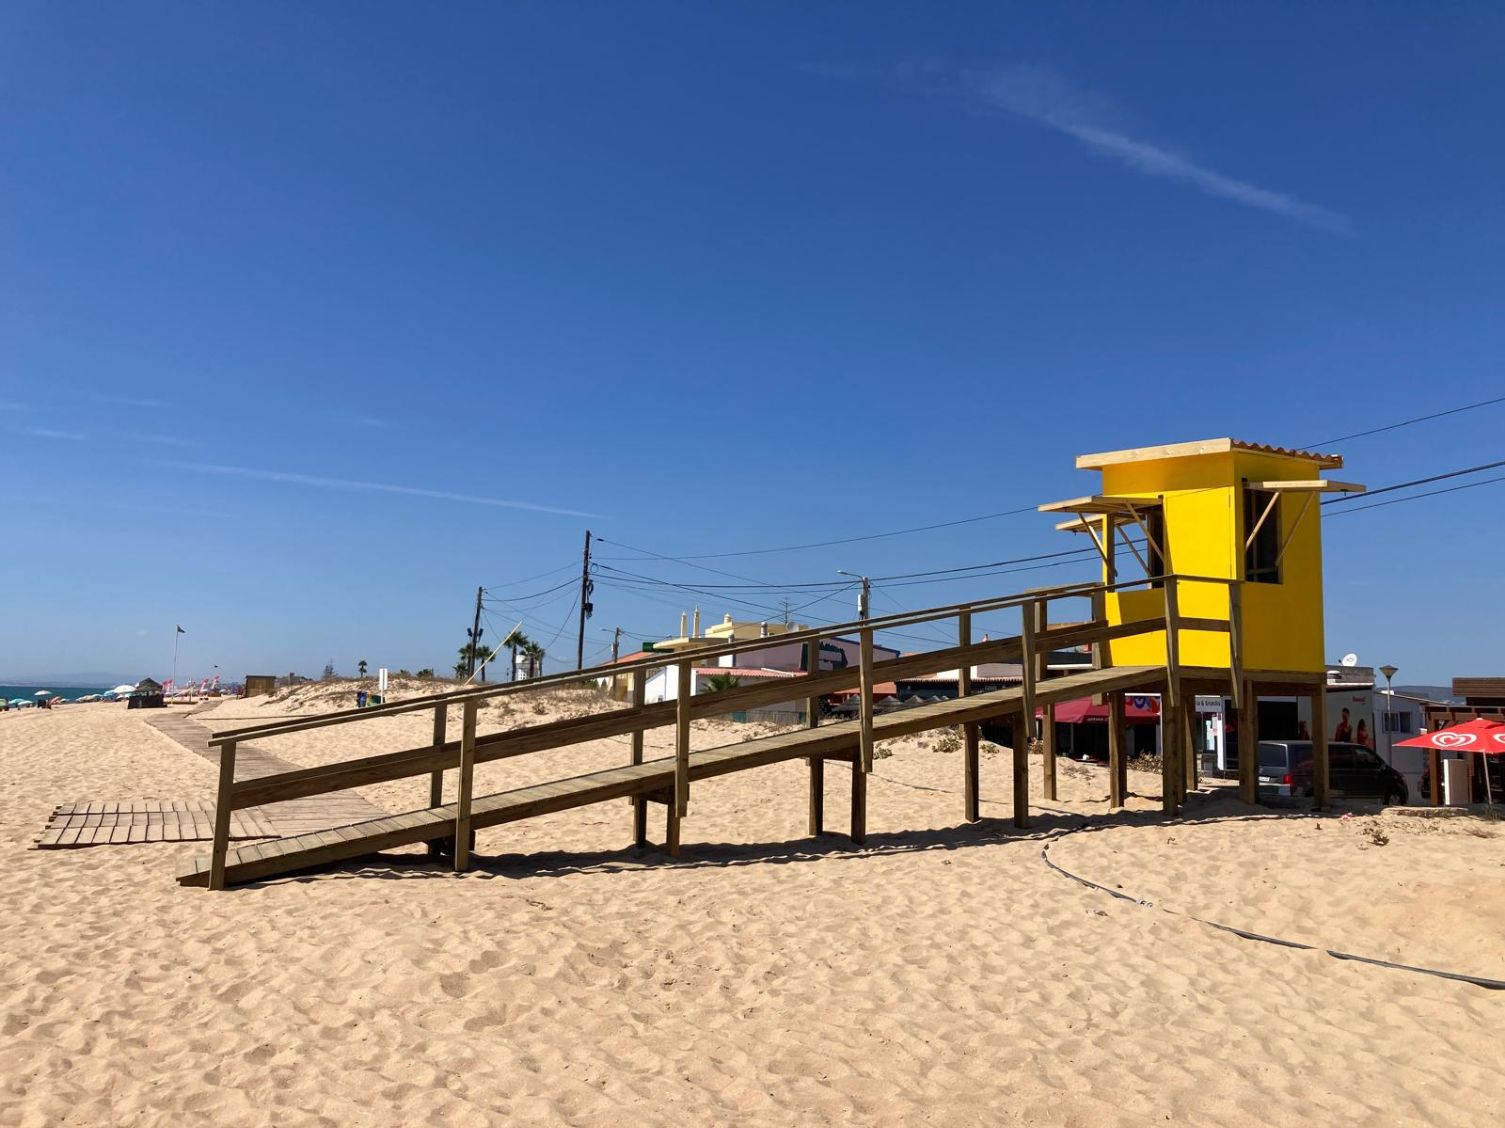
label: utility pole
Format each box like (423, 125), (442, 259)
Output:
(837, 570), (871, 621)
(576, 529), (594, 669)
(611, 626), (622, 664)
(467, 586), (485, 680)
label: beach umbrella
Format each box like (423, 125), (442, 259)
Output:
(111, 684), (136, 695)
(1396, 718), (1505, 807)
(34, 689), (52, 696)
(10, 698), (29, 707)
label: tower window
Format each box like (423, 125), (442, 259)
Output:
(1244, 488), (1281, 584)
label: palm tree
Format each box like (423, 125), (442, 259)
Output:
(702, 672), (742, 693)
(357, 659), (368, 679)
(521, 640), (545, 679)
(502, 629), (529, 683)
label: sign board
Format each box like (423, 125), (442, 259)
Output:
(378, 667), (389, 694)
(1194, 695), (1223, 714)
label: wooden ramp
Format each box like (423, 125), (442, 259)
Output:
(178, 665), (1162, 888)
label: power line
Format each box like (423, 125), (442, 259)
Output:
(1321, 456), (1505, 506)
(1325, 471), (1505, 516)
(592, 395), (1505, 566)
(1306, 394), (1505, 447)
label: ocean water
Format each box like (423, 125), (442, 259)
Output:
(0, 684), (112, 704)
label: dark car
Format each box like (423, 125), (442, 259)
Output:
(1257, 740), (1408, 805)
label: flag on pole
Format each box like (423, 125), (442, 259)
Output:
(176, 625), (186, 634)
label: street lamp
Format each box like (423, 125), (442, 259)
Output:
(835, 570), (871, 620)
(1379, 663), (1399, 767)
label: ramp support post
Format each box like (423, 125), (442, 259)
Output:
(675, 661), (691, 817)
(1015, 603), (1038, 829)
(1034, 599), (1056, 801)
(958, 611), (980, 822)
(630, 667), (648, 847)
(1162, 580), (1183, 813)
(454, 699), (477, 871)
(427, 704), (447, 858)
(850, 757), (867, 844)
(807, 637), (824, 836)
(208, 740), (236, 891)
(858, 628), (875, 773)
(1108, 692), (1127, 808)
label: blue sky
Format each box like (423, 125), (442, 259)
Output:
(2, 2), (1502, 684)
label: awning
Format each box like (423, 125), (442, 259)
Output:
(1044, 694), (1162, 724)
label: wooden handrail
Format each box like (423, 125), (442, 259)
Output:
(209, 572), (1237, 746)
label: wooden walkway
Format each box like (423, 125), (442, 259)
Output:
(38, 801), (278, 848)
(146, 710), (386, 837)
(179, 665), (1162, 887)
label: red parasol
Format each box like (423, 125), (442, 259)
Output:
(1396, 718), (1505, 806)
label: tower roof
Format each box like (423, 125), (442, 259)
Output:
(1076, 438), (1343, 471)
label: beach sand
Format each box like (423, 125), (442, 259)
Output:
(2, 692), (1503, 1126)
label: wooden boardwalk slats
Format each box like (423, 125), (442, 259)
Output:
(35, 799), (283, 849)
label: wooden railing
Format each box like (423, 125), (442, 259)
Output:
(203, 573), (1243, 888)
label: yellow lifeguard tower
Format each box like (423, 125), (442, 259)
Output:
(1041, 438), (1365, 804)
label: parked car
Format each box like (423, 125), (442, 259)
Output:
(1257, 740), (1408, 804)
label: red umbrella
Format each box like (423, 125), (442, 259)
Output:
(1396, 718), (1505, 806)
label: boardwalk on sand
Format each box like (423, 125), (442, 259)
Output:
(178, 664), (1162, 887)
(146, 710), (386, 837)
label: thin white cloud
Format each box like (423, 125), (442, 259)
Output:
(86, 393), (170, 408)
(125, 432), (200, 448)
(148, 459), (602, 518)
(21, 427), (87, 441)
(970, 63), (1352, 235)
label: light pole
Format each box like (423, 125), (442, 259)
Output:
(1380, 663), (1399, 768)
(836, 570), (870, 621)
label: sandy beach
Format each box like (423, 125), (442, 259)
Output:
(2, 691), (1503, 1127)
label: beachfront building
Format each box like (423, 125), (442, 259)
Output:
(1041, 438), (1366, 803)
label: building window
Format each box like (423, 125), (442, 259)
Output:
(1243, 488), (1281, 585)
(1381, 710), (1414, 735)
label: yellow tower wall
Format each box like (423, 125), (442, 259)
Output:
(1097, 449), (1327, 675)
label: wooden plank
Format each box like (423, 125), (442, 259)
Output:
(807, 755), (824, 835)
(675, 661), (691, 817)
(665, 797), (681, 858)
(1162, 697), (1181, 813)
(1107, 691), (1127, 807)
(1227, 582), (1245, 711)
(631, 659), (648, 847)
(208, 741), (237, 891)
(849, 759), (866, 845)
(1237, 680), (1257, 804)
(454, 699), (477, 871)
(959, 611), (979, 823)
(1033, 600), (1056, 802)
(858, 627), (874, 773)
(1015, 604), (1037, 829)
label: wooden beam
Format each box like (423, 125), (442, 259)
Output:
(665, 800), (681, 858)
(1162, 580), (1182, 712)
(1247, 479), (1365, 493)
(959, 611), (980, 823)
(631, 665), (648, 848)
(808, 756), (824, 836)
(1237, 680), (1257, 804)
(1107, 692), (1126, 808)
(427, 705), (449, 858)
(1161, 695), (1181, 814)
(675, 661), (691, 817)
(1311, 688), (1329, 809)
(1033, 600), (1056, 801)
(1015, 604), (1037, 829)
(1181, 687), (1199, 796)
(850, 759), (867, 844)
(207, 741), (236, 892)
(454, 699), (477, 871)
(1227, 583), (1245, 710)
(858, 627), (875, 773)
(1271, 492), (1316, 569)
